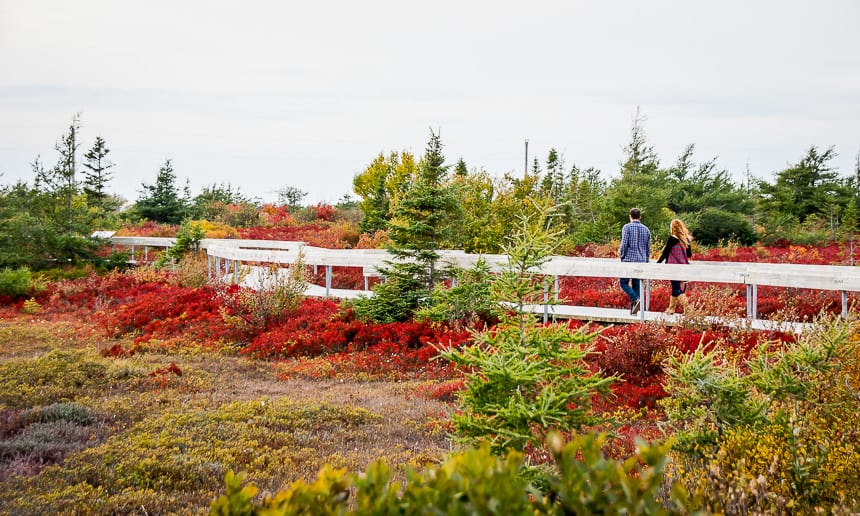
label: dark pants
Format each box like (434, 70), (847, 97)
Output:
(670, 280), (685, 297)
(619, 277), (640, 304)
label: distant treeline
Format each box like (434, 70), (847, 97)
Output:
(1, 113), (858, 269)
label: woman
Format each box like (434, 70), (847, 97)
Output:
(657, 218), (693, 313)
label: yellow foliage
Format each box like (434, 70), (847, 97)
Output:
(189, 219), (239, 239)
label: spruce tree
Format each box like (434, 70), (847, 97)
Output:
(354, 129), (457, 322)
(82, 136), (114, 210)
(440, 203), (614, 455)
(135, 159), (189, 224)
(34, 114), (81, 234)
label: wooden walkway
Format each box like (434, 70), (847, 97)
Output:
(110, 236), (855, 333)
(298, 275), (811, 333)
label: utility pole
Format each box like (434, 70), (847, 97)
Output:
(524, 139), (529, 178)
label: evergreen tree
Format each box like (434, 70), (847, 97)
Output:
(530, 157), (542, 176)
(540, 148), (565, 202)
(560, 165), (612, 244)
(667, 144), (752, 216)
(758, 146), (850, 224)
(354, 129), (457, 322)
(34, 114), (82, 234)
(454, 158), (468, 177)
(440, 203), (614, 454)
(353, 154), (393, 233)
(605, 108), (670, 232)
(135, 159), (189, 224)
(81, 135), (114, 210)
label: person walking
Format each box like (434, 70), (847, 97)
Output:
(619, 208), (651, 314)
(657, 218), (693, 314)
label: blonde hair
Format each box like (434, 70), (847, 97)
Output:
(670, 219), (693, 247)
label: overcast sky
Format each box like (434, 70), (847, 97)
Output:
(1, 0), (859, 205)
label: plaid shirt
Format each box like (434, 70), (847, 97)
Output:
(668, 243), (689, 264)
(620, 220), (651, 262)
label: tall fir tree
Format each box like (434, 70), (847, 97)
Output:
(354, 129), (458, 322)
(605, 108), (670, 231)
(82, 135), (114, 210)
(34, 114), (81, 234)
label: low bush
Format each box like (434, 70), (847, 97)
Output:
(210, 432), (686, 515)
(662, 317), (860, 513)
(0, 267), (41, 299)
(0, 350), (117, 409)
(0, 399), (377, 515)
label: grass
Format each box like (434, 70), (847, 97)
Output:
(0, 317), (453, 515)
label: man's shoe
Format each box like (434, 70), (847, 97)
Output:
(630, 299), (641, 315)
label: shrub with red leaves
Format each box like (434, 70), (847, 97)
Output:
(245, 298), (471, 379)
(311, 203), (335, 222)
(93, 283), (240, 344)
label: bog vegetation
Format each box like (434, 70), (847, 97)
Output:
(0, 116), (859, 513)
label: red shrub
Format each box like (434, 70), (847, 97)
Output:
(311, 203), (335, 222)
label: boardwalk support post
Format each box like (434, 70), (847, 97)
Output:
(543, 283), (549, 323)
(325, 265), (332, 297)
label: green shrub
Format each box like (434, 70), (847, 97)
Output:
(157, 219), (205, 268)
(0, 267), (41, 298)
(415, 259), (500, 324)
(662, 316), (860, 513)
(24, 402), (97, 426)
(210, 432), (687, 515)
(218, 257), (306, 332)
(693, 208), (758, 246)
(0, 350), (114, 409)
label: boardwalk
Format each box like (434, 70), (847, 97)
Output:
(110, 236), (857, 333)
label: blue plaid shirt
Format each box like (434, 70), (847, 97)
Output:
(620, 220), (651, 262)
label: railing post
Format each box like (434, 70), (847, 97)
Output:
(325, 265), (332, 297)
(842, 290), (848, 318)
(752, 284), (758, 319)
(207, 254), (212, 277)
(130, 245), (135, 262)
(144, 246), (149, 262)
(639, 279), (646, 321)
(543, 282), (549, 323)
(746, 284), (758, 320)
(644, 279), (650, 312)
(233, 260), (239, 284)
(554, 275), (559, 301)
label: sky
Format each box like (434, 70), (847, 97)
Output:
(1, 0), (859, 206)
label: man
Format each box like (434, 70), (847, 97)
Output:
(619, 207), (651, 314)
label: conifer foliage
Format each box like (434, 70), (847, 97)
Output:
(354, 129), (458, 322)
(440, 203), (615, 455)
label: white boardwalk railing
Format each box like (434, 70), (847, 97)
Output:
(109, 237), (859, 330)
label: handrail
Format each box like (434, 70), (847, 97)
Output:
(108, 236), (860, 292)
